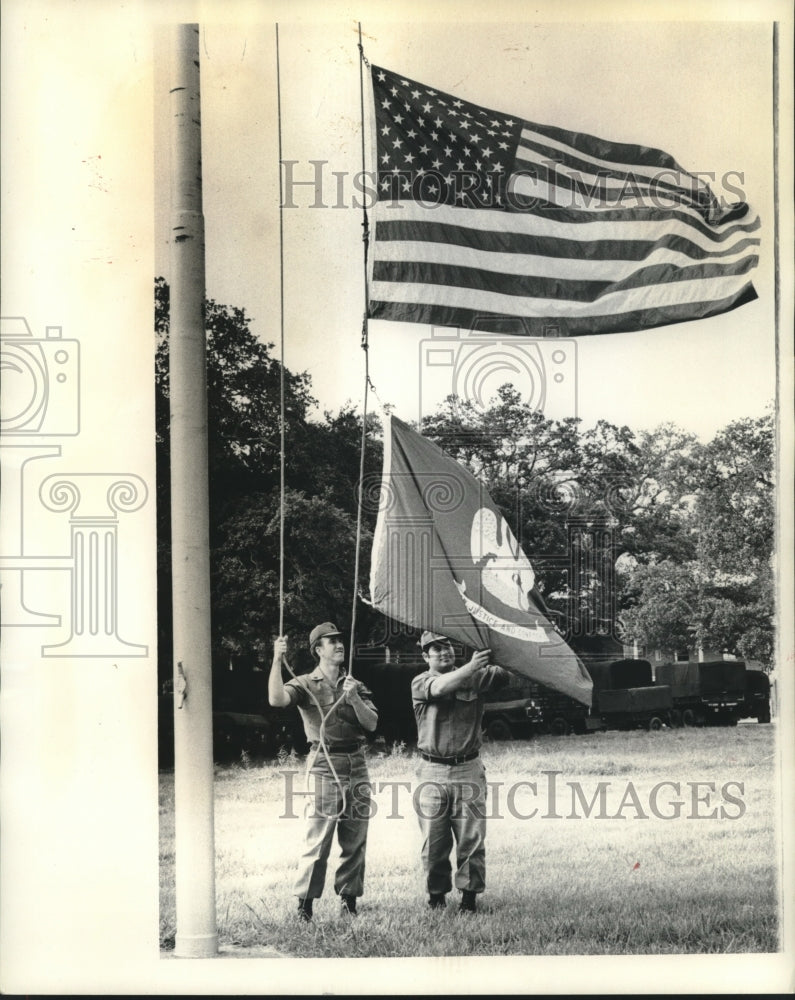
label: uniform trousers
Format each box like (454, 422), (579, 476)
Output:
(415, 756), (488, 895)
(293, 748), (371, 900)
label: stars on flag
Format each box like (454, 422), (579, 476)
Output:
(372, 65), (520, 207)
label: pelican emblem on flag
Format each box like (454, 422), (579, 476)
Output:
(452, 507), (551, 644)
(470, 507), (535, 612)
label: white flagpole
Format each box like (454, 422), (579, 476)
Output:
(168, 22), (218, 958)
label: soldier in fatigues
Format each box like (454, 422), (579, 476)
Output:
(270, 623), (378, 921)
(411, 631), (511, 913)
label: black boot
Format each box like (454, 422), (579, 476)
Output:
(297, 897), (313, 921)
(459, 890), (477, 913)
(428, 893), (447, 910)
(340, 894), (357, 915)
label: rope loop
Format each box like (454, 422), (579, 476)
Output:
(279, 652), (349, 819)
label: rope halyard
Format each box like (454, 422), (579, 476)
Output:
(275, 23), (347, 819)
(268, 24), (378, 819)
(357, 26), (370, 69)
(346, 339), (370, 679)
(345, 20), (373, 680)
(365, 372), (390, 415)
(276, 22), (287, 640)
(357, 22), (372, 316)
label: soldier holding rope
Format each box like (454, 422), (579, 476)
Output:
(269, 623), (378, 921)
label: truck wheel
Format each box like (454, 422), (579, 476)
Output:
(669, 709), (683, 728)
(549, 717), (570, 736)
(682, 709), (696, 727)
(486, 717), (514, 742)
(647, 716), (663, 731)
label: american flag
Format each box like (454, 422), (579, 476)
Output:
(368, 64), (760, 337)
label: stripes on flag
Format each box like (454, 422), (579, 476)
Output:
(368, 65), (760, 337)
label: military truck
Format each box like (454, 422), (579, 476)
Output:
(482, 674), (590, 740)
(588, 657), (653, 692)
(737, 667), (772, 723)
(481, 670), (545, 740)
(655, 659), (747, 726)
(594, 684), (674, 730)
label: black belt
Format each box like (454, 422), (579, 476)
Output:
(420, 750), (479, 765)
(312, 741), (362, 754)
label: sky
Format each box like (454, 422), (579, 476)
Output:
(154, 17), (777, 441)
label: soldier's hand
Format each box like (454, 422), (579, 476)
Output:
(273, 636), (288, 663)
(342, 675), (361, 703)
(466, 649), (491, 674)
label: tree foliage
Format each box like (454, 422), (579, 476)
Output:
(616, 414), (774, 664)
(155, 278), (383, 683)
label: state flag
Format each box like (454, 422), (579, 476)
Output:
(369, 415), (593, 706)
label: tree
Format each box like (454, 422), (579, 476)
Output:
(211, 488), (373, 669)
(694, 414), (774, 576)
(691, 414), (774, 663)
(617, 414), (774, 665)
(155, 278), (383, 685)
(611, 424), (700, 565)
(155, 277), (316, 505)
(616, 559), (701, 655)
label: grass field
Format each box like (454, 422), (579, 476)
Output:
(159, 724), (780, 957)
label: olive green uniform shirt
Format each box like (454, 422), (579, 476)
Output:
(411, 666), (511, 757)
(285, 668), (377, 745)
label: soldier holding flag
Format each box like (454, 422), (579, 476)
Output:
(411, 631), (512, 913)
(369, 416), (592, 911)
